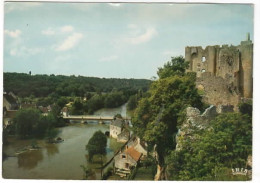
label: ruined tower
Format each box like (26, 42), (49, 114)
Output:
(185, 34), (253, 107)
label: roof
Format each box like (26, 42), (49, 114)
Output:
(3, 94), (18, 104)
(61, 107), (68, 112)
(118, 129), (130, 139)
(5, 110), (18, 118)
(38, 106), (48, 113)
(111, 118), (124, 127)
(125, 146), (142, 162)
(21, 103), (36, 109)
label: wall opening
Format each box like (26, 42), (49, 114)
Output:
(201, 56), (206, 62)
(201, 69), (206, 73)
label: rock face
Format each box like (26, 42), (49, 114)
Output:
(176, 105), (232, 151)
(185, 35), (253, 108)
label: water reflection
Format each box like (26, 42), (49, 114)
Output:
(46, 144), (59, 157)
(17, 150), (43, 169)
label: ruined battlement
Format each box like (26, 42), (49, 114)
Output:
(185, 34), (253, 102)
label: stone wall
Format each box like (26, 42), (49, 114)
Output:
(185, 34), (253, 105)
(196, 72), (241, 110)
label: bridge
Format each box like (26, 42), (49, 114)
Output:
(62, 115), (131, 123)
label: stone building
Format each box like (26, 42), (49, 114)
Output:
(114, 146), (142, 177)
(185, 34), (253, 107)
(110, 118), (125, 139)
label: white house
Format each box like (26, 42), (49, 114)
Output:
(110, 118), (124, 139)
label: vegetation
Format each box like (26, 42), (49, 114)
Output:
(86, 130), (107, 162)
(132, 56), (252, 180)
(166, 112), (252, 180)
(4, 72), (151, 115)
(13, 108), (58, 139)
(4, 72), (151, 98)
(132, 56), (203, 179)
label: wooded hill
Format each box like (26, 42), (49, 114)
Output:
(3, 72), (151, 98)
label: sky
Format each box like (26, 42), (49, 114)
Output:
(3, 2), (254, 79)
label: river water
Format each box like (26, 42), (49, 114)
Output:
(2, 104), (128, 180)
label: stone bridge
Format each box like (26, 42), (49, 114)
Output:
(62, 115), (130, 123)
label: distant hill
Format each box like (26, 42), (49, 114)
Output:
(3, 72), (152, 98)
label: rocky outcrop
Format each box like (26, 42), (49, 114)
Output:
(176, 105), (233, 151)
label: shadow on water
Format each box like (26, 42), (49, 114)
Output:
(45, 143), (59, 157)
(17, 150), (43, 170)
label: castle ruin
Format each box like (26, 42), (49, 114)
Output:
(185, 34), (253, 108)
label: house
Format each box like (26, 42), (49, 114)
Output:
(3, 109), (17, 128)
(127, 136), (148, 159)
(38, 106), (49, 116)
(110, 118), (125, 139)
(61, 107), (69, 117)
(20, 103), (37, 109)
(117, 129), (130, 143)
(114, 146), (142, 177)
(3, 92), (19, 110)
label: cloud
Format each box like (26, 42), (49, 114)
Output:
(61, 25), (74, 33)
(99, 55), (118, 62)
(41, 28), (55, 35)
(4, 29), (21, 38)
(125, 27), (157, 44)
(5, 2), (42, 13)
(10, 47), (43, 57)
(55, 33), (83, 51)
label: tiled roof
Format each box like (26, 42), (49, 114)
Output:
(125, 146), (142, 162)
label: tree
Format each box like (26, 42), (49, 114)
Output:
(127, 94), (138, 110)
(157, 56), (189, 79)
(166, 112), (252, 180)
(132, 56), (203, 179)
(13, 108), (58, 139)
(14, 108), (42, 139)
(86, 130), (107, 162)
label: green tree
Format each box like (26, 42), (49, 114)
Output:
(127, 94), (138, 110)
(166, 112), (252, 180)
(13, 108), (59, 139)
(157, 56), (189, 79)
(132, 56), (203, 179)
(86, 130), (107, 162)
(14, 108), (42, 139)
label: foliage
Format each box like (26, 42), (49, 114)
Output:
(157, 56), (189, 79)
(13, 108), (58, 139)
(80, 165), (95, 179)
(102, 167), (113, 180)
(166, 112), (252, 180)
(4, 72), (151, 98)
(239, 100), (252, 117)
(132, 56), (204, 179)
(114, 113), (123, 119)
(86, 130), (107, 162)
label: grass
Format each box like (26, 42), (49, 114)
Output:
(134, 166), (154, 180)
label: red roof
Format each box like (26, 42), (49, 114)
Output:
(125, 146), (142, 162)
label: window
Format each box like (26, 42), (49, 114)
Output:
(201, 69), (206, 73)
(122, 155), (126, 159)
(125, 163), (129, 169)
(201, 56), (206, 62)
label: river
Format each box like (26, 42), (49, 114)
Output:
(2, 104), (128, 180)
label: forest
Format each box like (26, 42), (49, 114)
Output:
(4, 72), (151, 98)
(4, 72), (151, 114)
